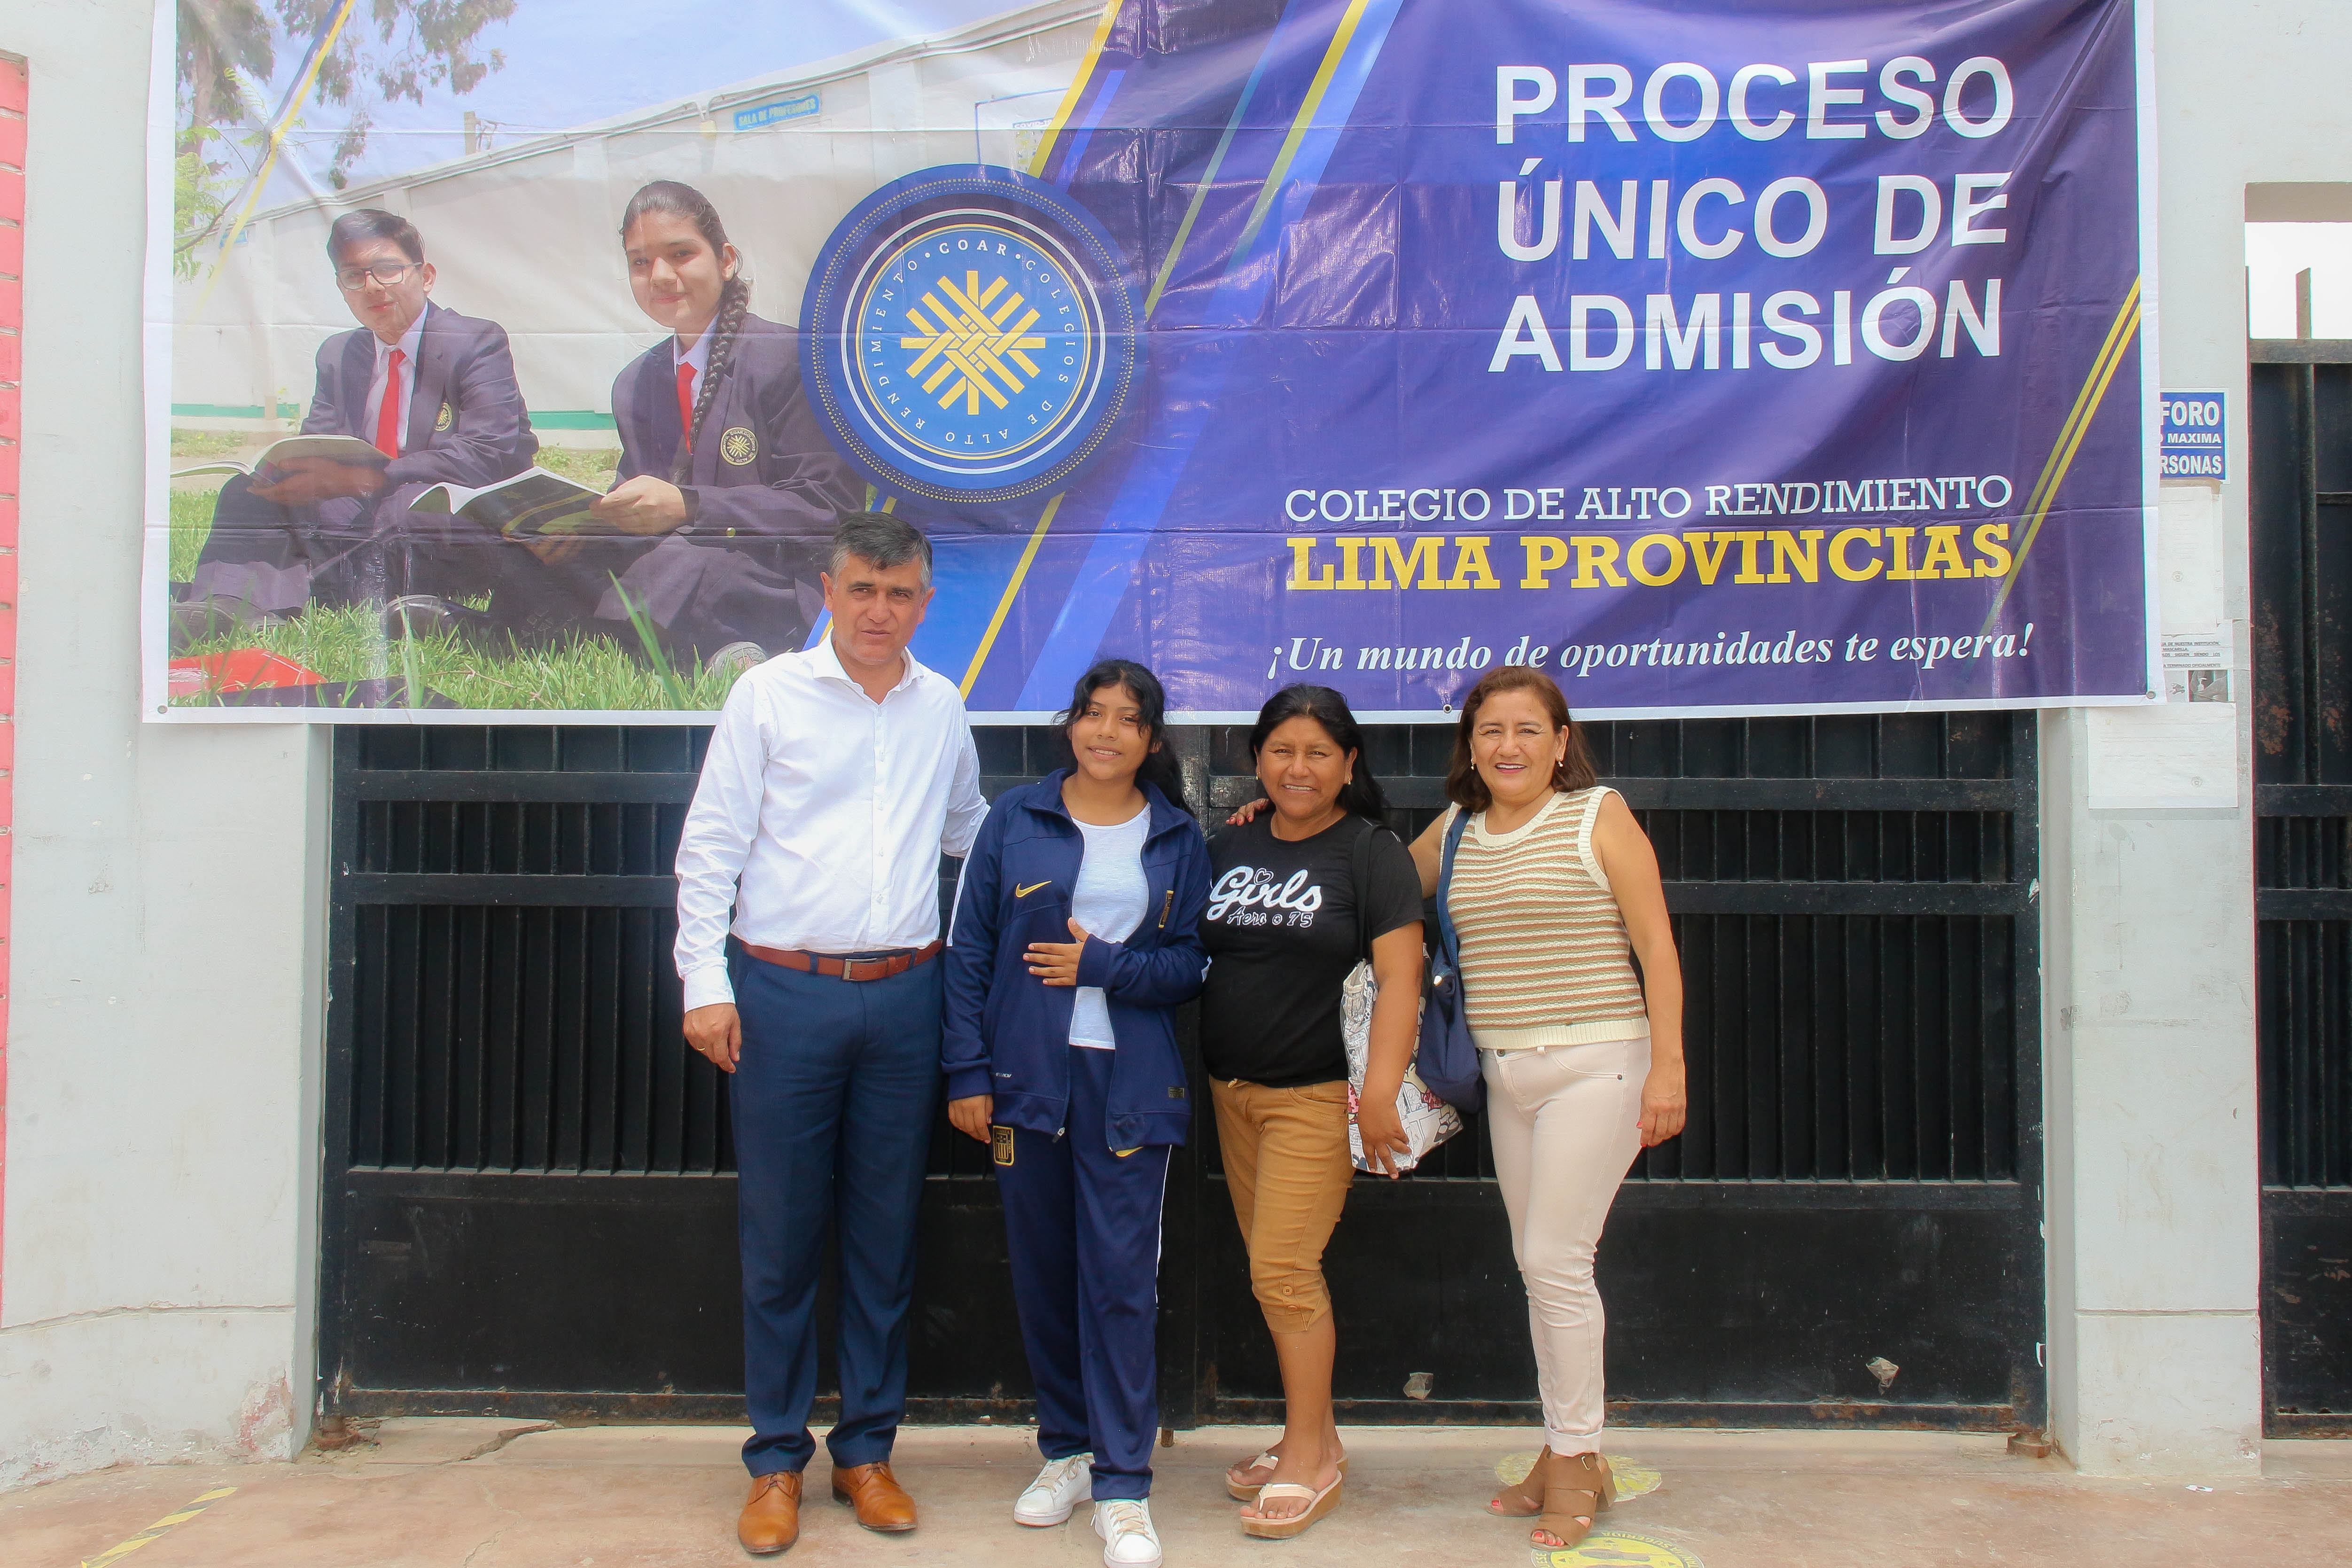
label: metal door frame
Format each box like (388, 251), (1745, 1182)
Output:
(2251, 339), (2352, 1435)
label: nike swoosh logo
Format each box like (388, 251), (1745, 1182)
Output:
(1015, 881), (1052, 898)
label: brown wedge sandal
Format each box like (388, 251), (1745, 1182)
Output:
(1531, 1451), (1615, 1551)
(1487, 1454), (1546, 1517)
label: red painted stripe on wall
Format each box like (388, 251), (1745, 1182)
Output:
(0, 51), (23, 1318)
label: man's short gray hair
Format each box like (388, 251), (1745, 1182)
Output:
(829, 511), (933, 588)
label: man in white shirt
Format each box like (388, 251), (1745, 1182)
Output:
(674, 512), (986, 1555)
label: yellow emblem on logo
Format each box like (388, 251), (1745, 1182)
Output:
(435, 401), (454, 431)
(900, 269), (1050, 417)
(719, 426), (758, 466)
(1536, 1531), (1702, 1568)
(991, 1126), (1015, 1166)
(1015, 881), (1052, 898)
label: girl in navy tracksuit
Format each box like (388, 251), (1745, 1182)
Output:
(943, 657), (1211, 1568)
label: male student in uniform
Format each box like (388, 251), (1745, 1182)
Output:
(176, 208), (537, 647)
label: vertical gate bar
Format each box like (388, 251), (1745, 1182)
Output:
(518, 908), (550, 1169)
(351, 903), (385, 1169)
(391, 905), (422, 1168)
(1882, 918), (1906, 1178)
(485, 905), (513, 1170)
(2256, 921), (2277, 1186)
(2313, 921), (2326, 1187)
(2323, 912), (2342, 1185)
(562, 905), (587, 1170)
(460, 903), (485, 1168)
(2286, 921), (2301, 1187)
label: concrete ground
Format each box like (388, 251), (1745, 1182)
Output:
(4, 1422), (2350, 1568)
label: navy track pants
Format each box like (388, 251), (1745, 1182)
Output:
(995, 1044), (1170, 1501)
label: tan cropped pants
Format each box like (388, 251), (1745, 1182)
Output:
(1210, 1077), (1355, 1333)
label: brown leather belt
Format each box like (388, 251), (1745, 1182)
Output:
(742, 940), (942, 982)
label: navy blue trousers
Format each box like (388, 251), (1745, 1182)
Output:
(997, 1045), (1170, 1500)
(730, 948), (942, 1476)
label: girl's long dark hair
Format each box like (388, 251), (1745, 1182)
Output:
(619, 180), (751, 484)
(1057, 658), (1190, 816)
(1248, 684), (1389, 822)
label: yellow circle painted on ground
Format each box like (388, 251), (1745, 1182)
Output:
(1530, 1529), (1705, 1568)
(1493, 1452), (1663, 1501)
(1606, 1459), (1663, 1500)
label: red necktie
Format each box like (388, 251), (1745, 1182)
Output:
(374, 347), (406, 458)
(676, 361), (698, 454)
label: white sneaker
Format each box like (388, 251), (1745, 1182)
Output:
(1093, 1498), (1162, 1568)
(1014, 1451), (1093, 1526)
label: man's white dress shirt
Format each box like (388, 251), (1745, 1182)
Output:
(359, 316), (426, 455)
(674, 635), (987, 1012)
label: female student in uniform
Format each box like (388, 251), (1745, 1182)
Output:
(1410, 665), (1686, 1552)
(942, 658), (1213, 1568)
(1197, 685), (1422, 1541)
(420, 180), (859, 668)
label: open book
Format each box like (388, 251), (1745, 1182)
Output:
(408, 467), (626, 539)
(170, 434), (389, 479)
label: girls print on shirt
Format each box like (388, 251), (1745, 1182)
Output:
(1205, 864), (1325, 928)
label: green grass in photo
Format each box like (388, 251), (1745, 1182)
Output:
(170, 485), (219, 582)
(170, 429), (251, 461)
(536, 446), (624, 493)
(172, 601), (743, 711)
(167, 446), (700, 711)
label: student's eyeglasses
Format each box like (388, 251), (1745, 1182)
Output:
(335, 262), (420, 291)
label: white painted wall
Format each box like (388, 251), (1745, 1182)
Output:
(2038, 0), (2352, 1479)
(0, 0), (328, 1489)
(0, 0), (2339, 1492)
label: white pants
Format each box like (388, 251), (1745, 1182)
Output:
(1483, 1037), (1650, 1456)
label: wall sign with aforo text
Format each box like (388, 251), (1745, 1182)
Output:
(2159, 390), (2228, 481)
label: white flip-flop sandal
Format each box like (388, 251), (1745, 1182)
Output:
(1225, 1451), (1348, 1502)
(1241, 1475), (1345, 1539)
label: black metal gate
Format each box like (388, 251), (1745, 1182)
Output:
(2251, 340), (2352, 1435)
(320, 712), (2042, 1431)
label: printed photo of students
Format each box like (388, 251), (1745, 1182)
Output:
(1199, 685), (1423, 1541)
(941, 658), (1211, 1568)
(177, 209), (537, 648)
(388, 180), (860, 672)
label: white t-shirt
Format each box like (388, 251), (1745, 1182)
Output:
(1068, 806), (1152, 1048)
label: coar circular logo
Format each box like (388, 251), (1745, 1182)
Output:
(802, 165), (1141, 505)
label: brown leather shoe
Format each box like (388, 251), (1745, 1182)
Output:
(830, 1460), (918, 1532)
(738, 1471), (802, 1555)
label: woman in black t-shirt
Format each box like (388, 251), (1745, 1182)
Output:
(1201, 685), (1424, 1541)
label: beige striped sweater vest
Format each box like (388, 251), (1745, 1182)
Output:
(1446, 787), (1649, 1049)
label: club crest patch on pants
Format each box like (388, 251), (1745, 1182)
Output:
(991, 1125), (1015, 1166)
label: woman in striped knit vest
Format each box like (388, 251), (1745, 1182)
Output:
(1407, 665), (1688, 1552)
